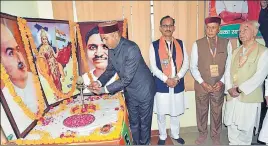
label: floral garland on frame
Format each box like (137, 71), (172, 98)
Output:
(0, 18), (47, 121)
(19, 18), (78, 100)
(0, 64), (45, 120)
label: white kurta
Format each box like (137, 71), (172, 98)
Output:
(1, 72), (40, 137)
(224, 48), (268, 133)
(82, 69), (117, 94)
(149, 41), (189, 116)
(259, 77), (268, 143)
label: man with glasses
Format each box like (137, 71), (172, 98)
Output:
(149, 15), (189, 145)
(190, 16), (232, 145)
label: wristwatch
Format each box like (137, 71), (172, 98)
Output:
(236, 87), (242, 93)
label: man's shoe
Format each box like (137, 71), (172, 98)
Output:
(174, 137), (185, 144)
(195, 135), (207, 145)
(157, 139), (166, 145)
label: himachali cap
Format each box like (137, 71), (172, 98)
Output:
(98, 21), (119, 34)
(205, 16), (221, 25)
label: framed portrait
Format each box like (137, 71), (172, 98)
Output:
(209, 0), (262, 38)
(76, 20), (128, 93)
(0, 12), (48, 139)
(23, 17), (79, 105)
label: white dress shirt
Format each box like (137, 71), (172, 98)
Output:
(216, 1), (248, 15)
(190, 40), (232, 85)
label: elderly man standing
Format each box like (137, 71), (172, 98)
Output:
(224, 21), (268, 145)
(190, 16), (232, 145)
(88, 21), (156, 145)
(149, 15), (189, 145)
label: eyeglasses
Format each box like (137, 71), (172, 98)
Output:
(161, 25), (174, 29)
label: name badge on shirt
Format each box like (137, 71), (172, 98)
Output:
(210, 65), (219, 77)
(161, 58), (169, 68)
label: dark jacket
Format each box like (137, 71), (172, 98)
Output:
(98, 37), (156, 105)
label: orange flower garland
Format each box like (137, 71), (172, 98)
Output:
(122, 18), (128, 38)
(0, 17), (46, 120)
(20, 18), (78, 99)
(0, 64), (45, 120)
(76, 24), (94, 83)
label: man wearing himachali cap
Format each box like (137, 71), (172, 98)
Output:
(88, 21), (156, 145)
(190, 16), (232, 145)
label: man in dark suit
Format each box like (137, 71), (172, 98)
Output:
(88, 21), (156, 145)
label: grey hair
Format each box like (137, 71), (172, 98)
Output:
(249, 20), (260, 30)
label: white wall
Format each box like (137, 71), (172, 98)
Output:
(36, 1), (53, 19)
(1, 1), (39, 18)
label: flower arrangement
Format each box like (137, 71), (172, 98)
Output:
(70, 103), (100, 115)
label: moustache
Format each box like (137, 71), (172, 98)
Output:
(93, 55), (108, 61)
(18, 61), (25, 70)
(165, 30), (171, 33)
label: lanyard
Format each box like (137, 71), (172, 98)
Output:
(165, 39), (174, 61)
(207, 37), (218, 59)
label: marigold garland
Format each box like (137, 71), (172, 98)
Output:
(0, 64), (44, 120)
(20, 18), (78, 99)
(122, 18), (128, 38)
(76, 24), (93, 83)
(0, 17), (46, 120)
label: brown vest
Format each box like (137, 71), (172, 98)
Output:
(194, 37), (229, 96)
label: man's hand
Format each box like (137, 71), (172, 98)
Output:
(213, 81), (223, 92)
(166, 78), (178, 88)
(201, 82), (214, 93)
(88, 81), (101, 91)
(227, 87), (240, 98)
(91, 87), (106, 95)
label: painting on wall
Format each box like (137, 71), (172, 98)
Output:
(209, 0), (262, 38)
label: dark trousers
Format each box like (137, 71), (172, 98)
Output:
(125, 96), (154, 145)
